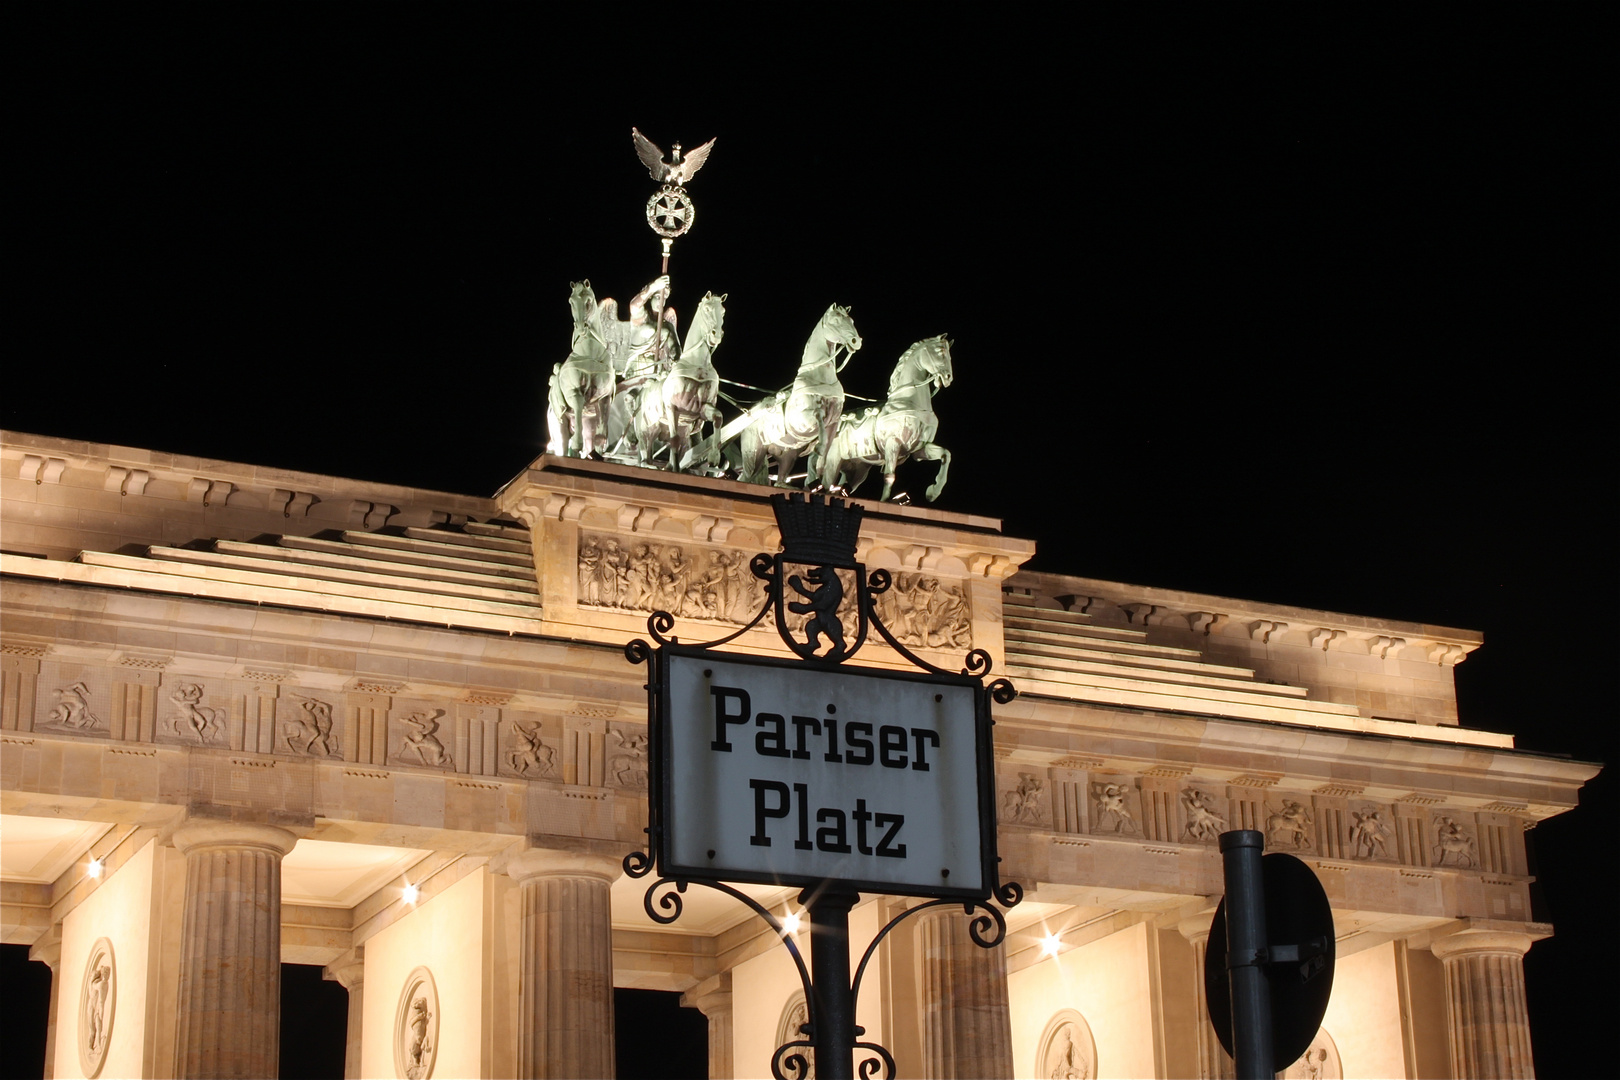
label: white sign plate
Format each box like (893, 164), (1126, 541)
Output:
(660, 650), (990, 898)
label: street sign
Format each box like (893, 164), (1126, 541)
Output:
(655, 646), (996, 899)
(1205, 851), (1336, 1070)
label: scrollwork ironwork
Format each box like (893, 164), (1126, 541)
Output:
(988, 677), (1017, 704)
(646, 610), (678, 645)
(866, 567), (893, 595)
(855, 1043), (896, 1080)
(771, 1041), (815, 1080)
(622, 848), (653, 879)
(643, 877), (688, 923)
(965, 901), (1009, 948)
(623, 638), (652, 665)
(962, 648), (993, 677)
(995, 878), (1024, 908)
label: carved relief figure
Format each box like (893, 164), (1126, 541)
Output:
(874, 572), (972, 650)
(788, 566), (846, 656)
(167, 683), (225, 744)
(86, 957), (112, 1056)
(1182, 789), (1228, 842)
(1433, 816), (1479, 868)
(405, 996), (433, 1079)
(1002, 773), (1046, 825)
(1047, 1025), (1092, 1079)
(284, 696), (339, 757)
(77, 937), (115, 1078)
(1038, 1011), (1097, 1080)
(399, 710), (453, 769)
(609, 727), (649, 789)
(1350, 806), (1392, 859)
(1091, 782), (1138, 834)
(578, 535), (767, 626)
(48, 681), (100, 730)
(507, 721), (556, 778)
(1266, 800), (1315, 850)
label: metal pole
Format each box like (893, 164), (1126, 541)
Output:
(1219, 830), (1275, 1080)
(804, 887), (858, 1080)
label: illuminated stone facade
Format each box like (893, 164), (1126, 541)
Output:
(1, 431), (1597, 1078)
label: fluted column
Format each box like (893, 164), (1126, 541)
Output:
(508, 849), (621, 1080)
(1431, 931), (1536, 1079)
(170, 820), (298, 1080)
(916, 906), (1013, 1080)
(681, 971), (733, 1080)
(29, 932), (63, 1079)
(1176, 919), (1235, 1079)
(323, 949), (365, 1080)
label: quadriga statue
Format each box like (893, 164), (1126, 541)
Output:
(814, 334), (954, 503)
(629, 291), (727, 472)
(546, 276), (677, 459)
(717, 303), (861, 489)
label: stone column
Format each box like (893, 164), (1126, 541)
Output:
(29, 932), (63, 1079)
(681, 971), (734, 1080)
(508, 849), (621, 1080)
(323, 949), (365, 1080)
(1176, 919), (1235, 1079)
(170, 820), (298, 1080)
(916, 906), (1013, 1080)
(1431, 931), (1536, 1079)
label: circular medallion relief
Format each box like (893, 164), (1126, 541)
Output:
(1037, 1008), (1096, 1080)
(393, 966), (440, 1080)
(775, 991), (813, 1078)
(1281, 1027), (1342, 1080)
(77, 937), (117, 1078)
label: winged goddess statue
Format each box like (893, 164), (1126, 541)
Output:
(632, 128), (716, 186)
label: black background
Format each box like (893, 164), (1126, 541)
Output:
(4, 5), (1613, 1077)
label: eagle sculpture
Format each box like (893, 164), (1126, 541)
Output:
(632, 128), (716, 186)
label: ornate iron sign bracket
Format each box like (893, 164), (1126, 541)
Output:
(624, 492), (1022, 1079)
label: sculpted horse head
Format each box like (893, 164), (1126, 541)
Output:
(895, 334), (953, 396)
(819, 303), (862, 364)
(684, 291), (727, 358)
(568, 280), (597, 326)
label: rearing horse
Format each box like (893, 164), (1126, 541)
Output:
(816, 335), (954, 502)
(722, 303), (862, 489)
(632, 291), (727, 472)
(545, 280), (617, 457)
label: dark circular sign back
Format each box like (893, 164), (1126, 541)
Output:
(1204, 851), (1336, 1068)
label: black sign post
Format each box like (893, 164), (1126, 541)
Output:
(624, 493), (1022, 1080)
(1206, 831), (1336, 1079)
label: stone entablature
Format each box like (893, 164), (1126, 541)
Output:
(2, 431), (493, 564)
(495, 454), (1034, 670)
(1006, 570), (1483, 730)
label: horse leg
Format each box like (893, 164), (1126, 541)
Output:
(775, 446), (799, 488)
(916, 443), (952, 502)
(880, 442), (900, 502)
(563, 385), (590, 457)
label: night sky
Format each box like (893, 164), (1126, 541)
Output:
(6, 6), (1614, 1078)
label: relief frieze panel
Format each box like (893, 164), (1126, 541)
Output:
(607, 724), (649, 789)
(502, 716), (559, 780)
(157, 680), (231, 747)
(390, 706), (456, 771)
(1000, 771), (1047, 826)
(1180, 788), (1228, 843)
(1264, 798), (1315, 852)
(1432, 812), (1480, 868)
(577, 534), (763, 623)
(1090, 779), (1141, 836)
(276, 694), (342, 759)
(1348, 802), (1397, 862)
(574, 533), (972, 649)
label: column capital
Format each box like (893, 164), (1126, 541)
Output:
(506, 846), (622, 884)
(29, 935), (63, 970)
(1431, 930), (1534, 961)
(323, 949), (365, 991)
(681, 971), (733, 1017)
(171, 819), (299, 858)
